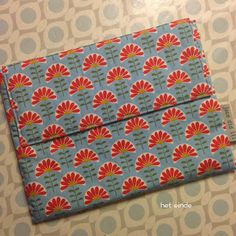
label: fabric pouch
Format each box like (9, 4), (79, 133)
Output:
(0, 18), (235, 223)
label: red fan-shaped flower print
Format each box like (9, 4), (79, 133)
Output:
(106, 67), (131, 84)
(45, 196), (71, 216)
(98, 162), (123, 181)
(42, 124), (66, 141)
(59, 47), (84, 59)
(93, 90), (117, 109)
(143, 56), (167, 75)
(133, 27), (157, 39)
(122, 176), (147, 195)
(185, 121), (210, 139)
(180, 46), (201, 65)
(35, 158), (61, 177)
(203, 64), (210, 78)
(96, 37), (121, 48)
(153, 93), (177, 110)
(160, 167), (184, 185)
(84, 186), (110, 205)
(87, 126), (112, 144)
(69, 77), (94, 95)
(10, 99), (18, 110)
(148, 130), (173, 148)
(16, 146), (37, 159)
(31, 87), (57, 106)
(210, 134), (230, 153)
(135, 153), (160, 171)
(167, 70), (191, 88)
(190, 83), (214, 100)
(197, 158), (222, 176)
(55, 100), (80, 119)
(161, 107), (186, 125)
(111, 139), (136, 157)
(50, 136), (75, 153)
(25, 182), (47, 198)
(199, 98), (221, 117)
(193, 29), (200, 41)
(19, 136), (28, 146)
(116, 103), (140, 120)
(124, 117), (149, 135)
(18, 111), (43, 129)
(156, 33), (181, 51)
(6, 108), (14, 123)
(169, 18), (191, 29)
(120, 43), (144, 62)
(74, 148), (99, 167)
(130, 80), (154, 99)
(60, 171), (85, 191)
(82, 53), (107, 72)
(45, 63), (71, 82)
(79, 114), (103, 131)
(1, 65), (8, 74)
(172, 144), (198, 162)
(8, 73), (32, 92)
(21, 57), (47, 69)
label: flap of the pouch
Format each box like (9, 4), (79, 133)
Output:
(0, 18), (214, 147)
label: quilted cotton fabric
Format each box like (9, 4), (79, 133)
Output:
(0, 18), (234, 223)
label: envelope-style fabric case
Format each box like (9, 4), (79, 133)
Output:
(0, 18), (235, 223)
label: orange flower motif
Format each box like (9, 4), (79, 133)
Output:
(161, 107), (186, 125)
(93, 90), (117, 109)
(197, 158), (222, 176)
(135, 153), (160, 171)
(130, 80), (154, 99)
(69, 77), (94, 95)
(185, 121), (210, 139)
(169, 18), (191, 29)
(148, 130), (173, 148)
(199, 98), (221, 117)
(98, 162), (123, 181)
(42, 124), (66, 141)
(87, 127), (112, 144)
(143, 56), (167, 75)
(45, 63), (71, 82)
(6, 108), (14, 123)
(82, 53), (107, 72)
(45, 196), (71, 216)
(120, 43), (144, 62)
(96, 37), (121, 48)
(50, 136), (75, 153)
(74, 148), (99, 167)
(153, 93), (177, 110)
(156, 33), (181, 51)
(18, 111), (43, 129)
(1, 65), (8, 74)
(133, 27), (157, 39)
(193, 29), (200, 41)
(35, 158), (61, 177)
(59, 47), (84, 59)
(25, 182), (47, 198)
(160, 167), (184, 185)
(167, 70), (191, 88)
(203, 64), (210, 78)
(180, 46), (201, 65)
(124, 117), (149, 135)
(116, 103), (140, 120)
(106, 67), (131, 84)
(31, 87), (57, 106)
(8, 73), (32, 92)
(55, 100), (80, 119)
(122, 176), (147, 195)
(16, 146), (37, 159)
(21, 57), (47, 69)
(60, 171), (85, 191)
(210, 134), (231, 153)
(79, 114), (103, 131)
(172, 144), (198, 162)
(10, 99), (18, 110)
(190, 83), (214, 100)
(111, 139), (136, 157)
(84, 186), (110, 205)
(19, 136), (28, 146)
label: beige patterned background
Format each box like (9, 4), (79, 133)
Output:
(0, 0), (236, 235)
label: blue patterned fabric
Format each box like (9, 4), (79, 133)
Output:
(0, 18), (234, 223)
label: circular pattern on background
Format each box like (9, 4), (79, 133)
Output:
(0, 197), (7, 222)
(44, 0), (68, 19)
(0, 14), (13, 41)
(0, 166), (8, 193)
(69, 223), (92, 236)
(126, 17), (150, 34)
(211, 225), (234, 236)
(152, 217), (178, 236)
(184, 0), (205, 16)
(9, 217), (35, 236)
(10, 187), (28, 214)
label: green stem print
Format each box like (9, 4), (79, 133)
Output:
(96, 140), (110, 159)
(64, 116), (77, 132)
(115, 79), (129, 99)
(207, 113), (221, 131)
(91, 67), (104, 87)
(77, 90), (90, 110)
(29, 63), (44, 84)
(105, 176), (119, 197)
(170, 121), (183, 140)
(68, 185), (82, 207)
(157, 144), (170, 164)
(140, 34), (155, 54)
(147, 113), (160, 128)
(58, 148), (73, 168)
(101, 103), (115, 122)
(54, 76), (67, 96)
(143, 166), (159, 186)
(128, 57), (142, 75)
(164, 47), (178, 65)
(175, 83), (188, 102)
(180, 158), (195, 178)
(25, 125), (40, 143)
(21, 158), (34, 178)
(67, 54), (81, 73)
(151, 70), (165, 89)
(138, 93), (152, 112)
(40, 101), (54, 119)
(82, 163), (96, 182)
(111, 122), (123, 136)
(193, 135), (208, 154)
(189, 60), (202, 79)
(220, 148), (233, 169)
(30, 197), (44, 219)
(44, 173), (58, 192)
(119, 153), (133, 173)
(132, 130), (146, 150)
(15, 88), (29, 107)
(104, 44), (118, 63)
(178, 24), (192, 42)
